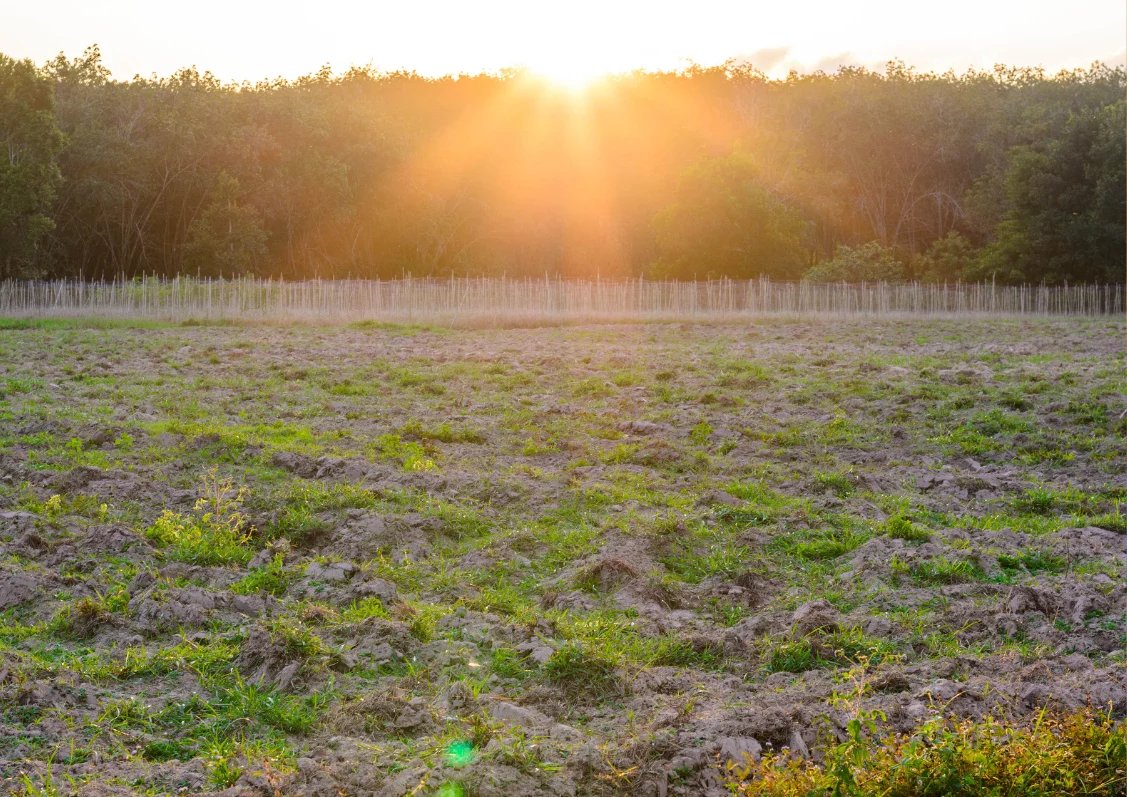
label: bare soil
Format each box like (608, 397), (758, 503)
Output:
(0, 317), (1123, 796)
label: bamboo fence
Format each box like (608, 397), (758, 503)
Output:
(0, 276), (1121, 323)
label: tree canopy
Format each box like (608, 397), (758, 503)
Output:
(1, 47), (1123, 283)
(0, 54), (64, 278)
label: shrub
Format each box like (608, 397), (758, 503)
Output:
(727, 708), (1126, 797)
(651, 154), (809, 280)
(803, 242), (907, 283)
(914, 232), (980, 283)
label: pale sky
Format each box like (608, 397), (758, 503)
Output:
(2, 0), (1124, 83)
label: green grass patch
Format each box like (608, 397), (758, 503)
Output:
(763, 628), (896, 674)
(997, 549), (1067, 576)
(814, 470), (854, 497)
(884, 514), (931, 542)
(661, 541), (751, 583)
(401, 420), (485, 444)
(897, 556), (986, 585)
(543, 642), (620, 696)
(231, 555), (298, 596)
(371, 433), (436, 471)
(778, 528), (870, 562)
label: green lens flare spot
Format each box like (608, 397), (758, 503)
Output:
(446, 740), (475, 768)
(435, 783), (465, 797)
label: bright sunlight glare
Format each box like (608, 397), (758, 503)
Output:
(527, 56), (617, 91)
(518, 29), (644, 91)
(2, 0), (1124, 82)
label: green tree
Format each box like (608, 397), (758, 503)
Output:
(652, 154), (809, 279)
(0, 55), (64, 277)
(5, 49), (1123, 283)
(977, 100), (1126, 283)
(184, 172), (268, 276)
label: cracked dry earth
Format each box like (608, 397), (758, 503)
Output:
(0, 316), (1124, 796)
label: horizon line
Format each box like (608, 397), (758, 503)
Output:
(25, 44), (1127, 87)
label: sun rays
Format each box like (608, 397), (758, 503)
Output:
(358, 72), (674, 277)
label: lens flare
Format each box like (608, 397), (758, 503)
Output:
(446, 740), (475, 768)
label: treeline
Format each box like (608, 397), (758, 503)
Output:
(1, 46), (1123, 283)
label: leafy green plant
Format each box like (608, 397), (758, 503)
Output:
(146, 467), (254, 565)
(932, 426), (997, 455)
(406, 603), (447, 642)
(661, 542), (750, 583)
(146, 509), (252, 566)
(142, 739), (194, 762)
(26, 492), (108, 522)
(206, 749), (242, 789)
(48, 596), (110, 640)
(1089, 506), (1125, 534)
(763, 628), (895, 674)
(649, 636), (723, 669)
(970, 408), (1033, 436)
(1014, 486), (1092, 516)
(163, 677), (330, 737)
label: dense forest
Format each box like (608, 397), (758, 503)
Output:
(1, 46), (1124, 283)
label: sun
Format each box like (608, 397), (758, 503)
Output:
(525, 54), (619, 92)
